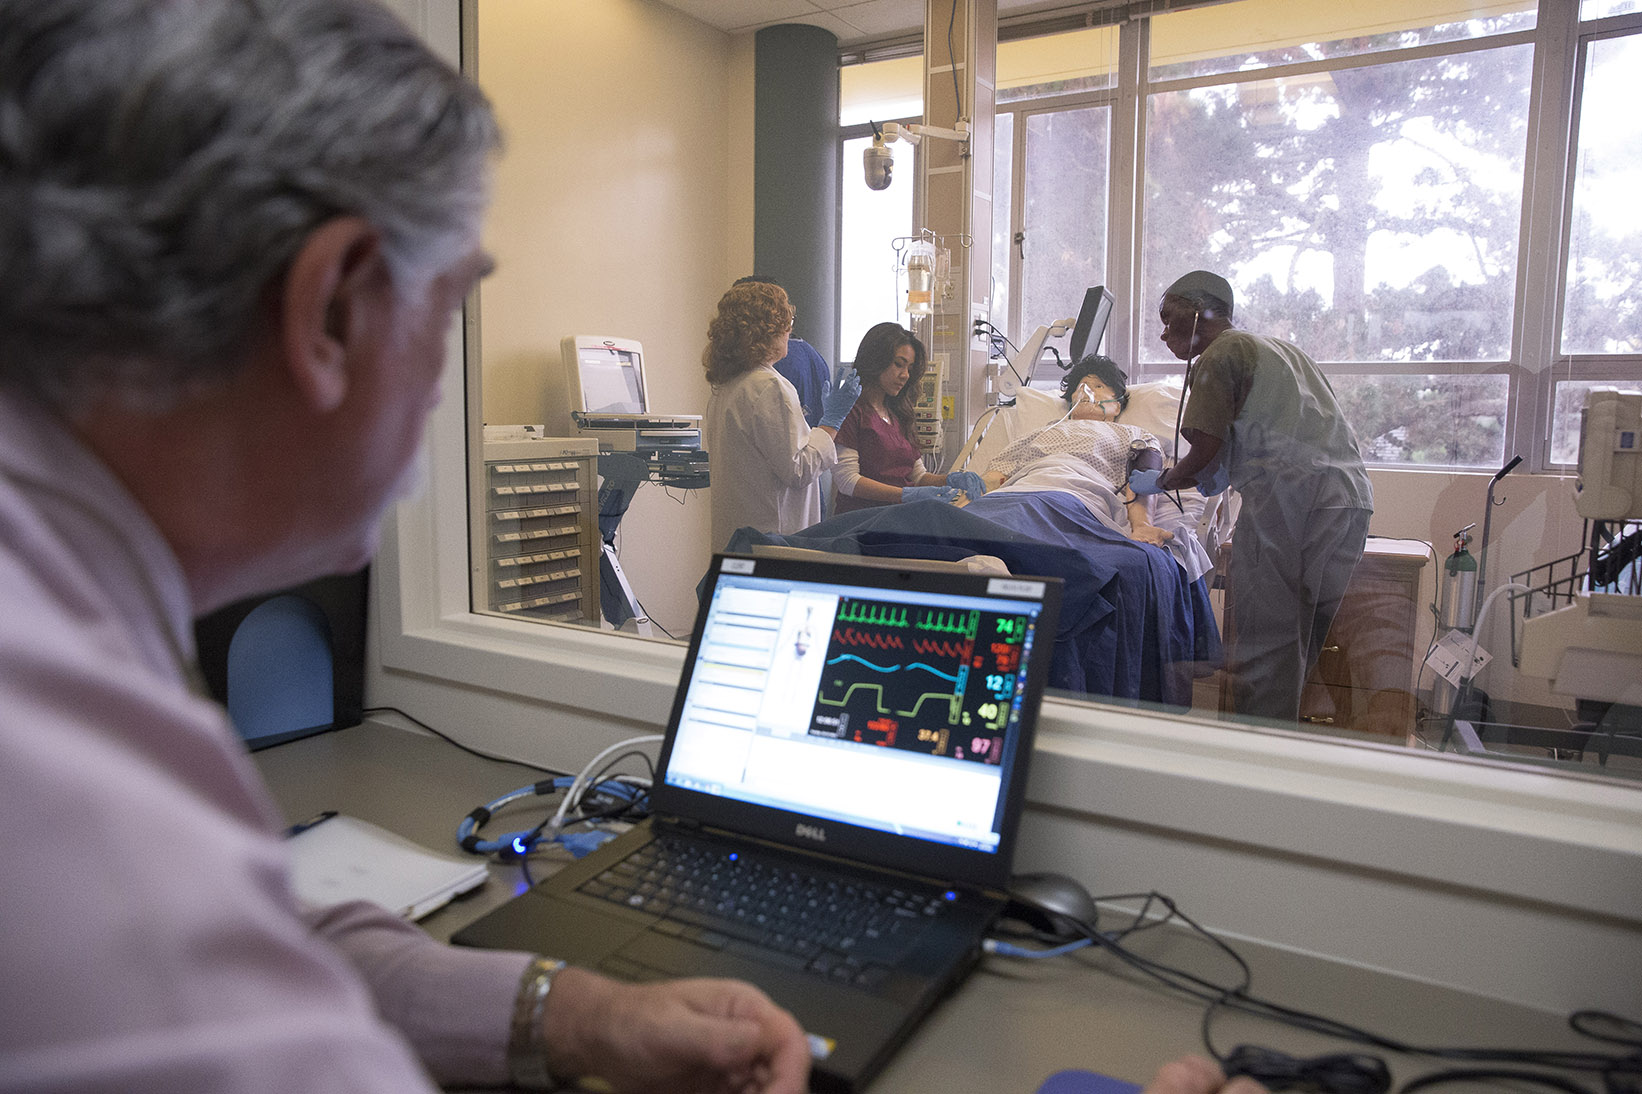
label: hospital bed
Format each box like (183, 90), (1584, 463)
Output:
(727, 380), (1234, 706)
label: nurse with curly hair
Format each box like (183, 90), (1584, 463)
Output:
(703, 281), (860, 548)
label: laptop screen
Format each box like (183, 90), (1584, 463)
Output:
(661, 557), (1057, 859)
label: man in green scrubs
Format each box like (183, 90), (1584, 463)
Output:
(1131, 271), (1374, 722)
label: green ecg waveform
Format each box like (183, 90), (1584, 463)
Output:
(835, 601), (910, 628)
(915, 608), (979, 640)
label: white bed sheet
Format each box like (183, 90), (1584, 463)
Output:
(950, 380), (1227, 582)
(988, 454), (1214, 582)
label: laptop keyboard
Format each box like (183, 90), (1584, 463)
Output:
(577, 833), (953, 990)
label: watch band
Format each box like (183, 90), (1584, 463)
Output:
(508, 956), (569, 1090)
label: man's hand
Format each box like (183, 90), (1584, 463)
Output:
(543, 968), (811, 1094)
(1143, 1055), (1270, 1094)
(1197, 461), (1230, 497)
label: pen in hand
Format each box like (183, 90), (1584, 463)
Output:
(286, 810), (337, 837)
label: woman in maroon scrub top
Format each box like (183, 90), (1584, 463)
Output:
(831, 322), (983, 514)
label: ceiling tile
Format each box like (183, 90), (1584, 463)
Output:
(823, 0), (924, 38)
(659, 0), (820, 32)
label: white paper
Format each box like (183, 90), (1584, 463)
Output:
(1425, 629), (1492, 687)
(288, 814), (488, 920)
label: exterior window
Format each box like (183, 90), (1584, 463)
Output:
(1559, 31), (1642, 356)
(838, 56), (923, 359)
(1142, 45), (1534, 369)
(1149, 2), (1534, 81)
(1021, 105), (1111, 357)
(997, 25), (1117, 103)
(990, 111), (1014, 333)
(1328, 373), (1510, 466)
(839, 132), (916, 359)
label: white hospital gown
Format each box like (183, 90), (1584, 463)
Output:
(985, 419), (1214, 583)
(988, 419), (1159, 491)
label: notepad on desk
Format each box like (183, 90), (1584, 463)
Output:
(287, 813), (488, 920)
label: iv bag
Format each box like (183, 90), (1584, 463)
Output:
(905, 241), (935, 316)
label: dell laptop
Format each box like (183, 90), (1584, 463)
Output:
(453, 553), (1062, 1091)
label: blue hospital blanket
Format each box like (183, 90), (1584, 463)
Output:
(725, 492), (1221, 705)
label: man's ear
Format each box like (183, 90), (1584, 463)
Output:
(278, 216), (386, 413)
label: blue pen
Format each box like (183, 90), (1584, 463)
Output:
(286, 810), (337, 837)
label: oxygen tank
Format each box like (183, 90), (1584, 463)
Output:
(1441, 525), (1479, 634)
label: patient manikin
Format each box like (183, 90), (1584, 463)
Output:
(977, 356), (1172, 547)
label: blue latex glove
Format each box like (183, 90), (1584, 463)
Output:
(1128, 467), (1167, 496)
(946, 470), (987, 501)
(818, 370), (862, 430)
(1197, 461), (1231, 497)
(903, 485), (961, 504)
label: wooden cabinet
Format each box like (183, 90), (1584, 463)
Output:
(1219, 538), (1433, 737)
(1300, 540), (1432, 737)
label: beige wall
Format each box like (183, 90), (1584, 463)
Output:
(473, 0), (755, 633)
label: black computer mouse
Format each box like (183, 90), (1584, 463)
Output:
(1005, 870), (1100, 940)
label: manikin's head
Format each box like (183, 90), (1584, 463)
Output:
(1061, 355), (1130, 420)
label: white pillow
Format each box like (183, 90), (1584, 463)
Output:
(1118, 378), (1185, 447)
(948, 386), (1063, 473)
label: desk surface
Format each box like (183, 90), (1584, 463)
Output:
(255, 719), (1598, 1093)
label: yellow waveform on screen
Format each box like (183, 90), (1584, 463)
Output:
(818, 682), (959, 723)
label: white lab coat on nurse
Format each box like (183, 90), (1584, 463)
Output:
(705, 366), (835, 550)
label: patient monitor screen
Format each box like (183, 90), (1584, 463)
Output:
(1068, 286), (1115, 362)
(575, 344), (646, 415)
(664, 573), (1047, 854)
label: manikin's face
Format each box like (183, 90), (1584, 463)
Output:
(1074, 377), (1123, 420)
(877, 344), (916, 398)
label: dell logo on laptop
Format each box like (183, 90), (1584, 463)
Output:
(795, 823), (827, 843)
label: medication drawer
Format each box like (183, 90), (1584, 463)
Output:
(476, 438), (599, 625)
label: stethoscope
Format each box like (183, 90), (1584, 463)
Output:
(1170, 308), (1203, 467)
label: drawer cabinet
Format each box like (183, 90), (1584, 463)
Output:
(477, 436), (600, 624)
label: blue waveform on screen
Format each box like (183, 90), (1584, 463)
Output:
(825, 652), (960, 684)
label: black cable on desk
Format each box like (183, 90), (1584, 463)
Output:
(993, 888), (1642, 1094)
(360, 706), (571, 778)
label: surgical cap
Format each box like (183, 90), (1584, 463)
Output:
(1163, 270), (1234, 318)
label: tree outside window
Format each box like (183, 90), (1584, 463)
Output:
(1141, 28), (1533, 467)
